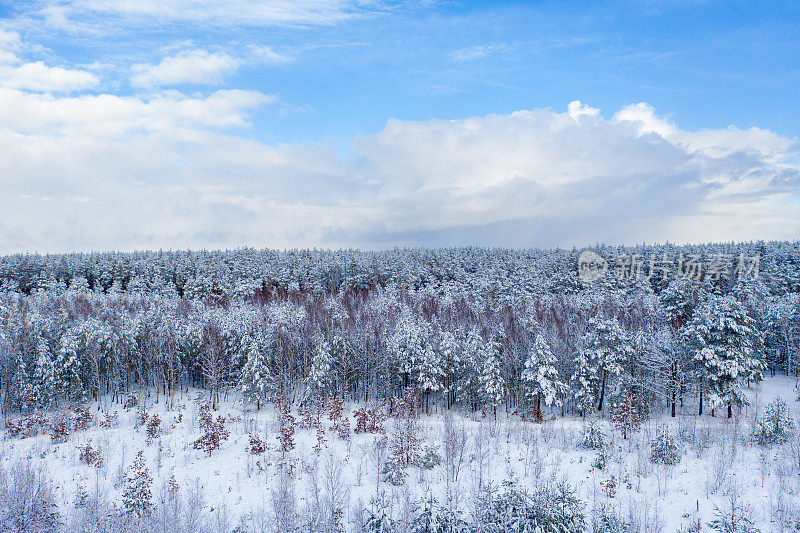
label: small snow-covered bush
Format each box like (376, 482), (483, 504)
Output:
(50, 416), (70, 443)
(708, 499), (759, 533)
(193, 402), (229, 456)
(363, 492), (395, 532)
(381, 458), (407, 486)
(0, 460), (60, 532)
(592, 448), (609, 471)
(73, 407), (93, 430)
(593, 504), (630, 533)
(409, 494), (467, 532)
(419, 444), (442, 470)
(474, 479), (585, 533)
(124, 394), (138, 410)
(651, 426), (681, 465)
(78, 443), (103, 467)
(580, 421), (606, 450)
(754, 397), (794, 446)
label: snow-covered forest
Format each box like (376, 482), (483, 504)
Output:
(1, 243), (799, 532)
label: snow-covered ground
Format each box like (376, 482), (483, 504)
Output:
(3, 376), (800, 532)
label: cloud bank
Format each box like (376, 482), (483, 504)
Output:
(0, 72), (797, 253)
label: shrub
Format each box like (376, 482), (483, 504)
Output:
(248, 434), (266, 455)
(124, 395), (138, 410)
(410, 493), (468, 532)
(145, 414), (161, 443)
(0, 461), (60, 532)
(612, 389), (641, 440)
(580, 422), (606, 450)
(99, 411), (119, 428)
(592, 448), (608, 471)
(363, 492), (395, 532)
(419, 444), (442, 470)
(73, 407), (93, 430)
(193, 402), (229, 455)
(755, 397), (794, 446)
(593, 504), (631, 533)
(50, 416), (70, 443)
(78, 443), (103, 467)
(354, 402), (387, 434)
(651, 426), (681, 465)
(276, 395), (295, 453)
(708, 498), (759, 533)
(6, 413), (49, 439)
(474, 479), (585, 533)
(600, 476), (617, 498)
(381, 458), (407, 486)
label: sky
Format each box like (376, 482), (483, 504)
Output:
(0, 0), (798, 253)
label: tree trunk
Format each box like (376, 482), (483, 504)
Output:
(698, 387), (703, 415)
(597, 370), (607, 412)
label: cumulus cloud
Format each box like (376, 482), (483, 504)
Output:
(131, 49), (240, 87)
(0, 61), (99, 92)
(0, 96), (797, 253)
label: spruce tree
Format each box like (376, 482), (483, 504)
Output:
(238, 340), (273, 410)
(521, 334), (567, 418)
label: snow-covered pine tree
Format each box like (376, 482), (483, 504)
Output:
(573, 317), (632, 414)
(416, 343), (444, 414)
(31, 341), (57, 409)
(304, 339), (337, 404)
(521, 334), (567, 419)
(55, 325), (85, 402)
(11, 351), (32, 412)
(479, 337), (505, 418)
(123, 451), (153, 517)
(683, 295), (765, 417)
(455, 327), (483, 411)
(238, 340), (273, 410)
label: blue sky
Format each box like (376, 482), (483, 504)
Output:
(0, 1), (798, 252)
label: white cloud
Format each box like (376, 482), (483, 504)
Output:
(0, 96), (796, 252)
(247, 45), (292, 64)
(0, 30), (21, 64)
(32, 0), (382, 30)
(131, 49), (240, 87)
(451, 43), (508, 62)
(0, 61), (99, 92)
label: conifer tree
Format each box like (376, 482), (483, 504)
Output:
(573, 317), (632, 414)
(521, 334), (567, 419)
(32, 341), (57, 409)
(123, 451), (153, 517)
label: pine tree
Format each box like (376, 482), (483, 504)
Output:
(521, 334), (567, 418)
(479, 338), (505, 417)
(31, 341), (57, 409)
(415, 344), (444, 414)
(55, 325), (86, 402)
(456, 327), (483, 411)
(573, 317), (632, 414)
(11, 351), (32, 412)
(683, 296), (765, 417)
(304, 339), (337, 403)
(123, 451), (153, 517)
(238, 340), (273, 410)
